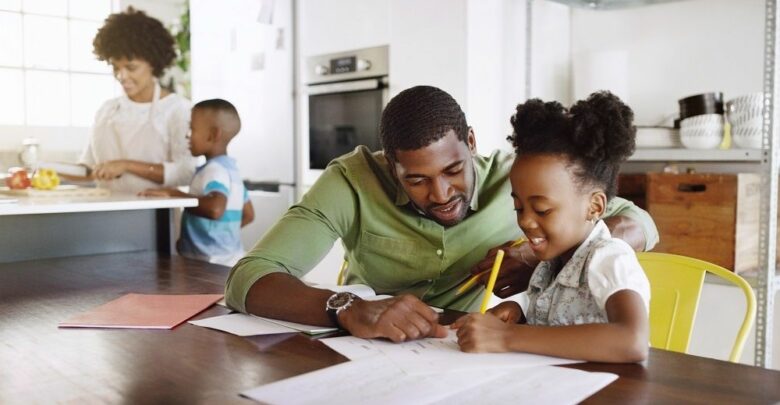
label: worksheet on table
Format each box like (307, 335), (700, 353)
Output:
(241, 355), (617, 405)
(321, 330), (580, 374)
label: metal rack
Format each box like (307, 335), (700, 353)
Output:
(755, 0), (777, 369)
(530, 0), (778, 367)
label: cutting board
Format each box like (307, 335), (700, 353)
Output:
(0, 185), (111, 198)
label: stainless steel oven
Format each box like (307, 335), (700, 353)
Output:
(305, 46), (389, 172)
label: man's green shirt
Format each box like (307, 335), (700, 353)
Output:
(226, 146), (658, 312)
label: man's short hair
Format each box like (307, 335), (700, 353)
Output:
(380, 86), (469, 160)
(193, 98), (241, 138)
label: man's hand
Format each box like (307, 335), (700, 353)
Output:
(470, 240), (538, 298)
(93, 160), (128, 180)
(451, 312), (516, 353)
(339, 294), (448, 343)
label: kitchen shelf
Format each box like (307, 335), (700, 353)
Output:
(629, 148), (763, 162)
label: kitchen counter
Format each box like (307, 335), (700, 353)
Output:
(0, 193), (198, 263)
(0, 194), (197, 216)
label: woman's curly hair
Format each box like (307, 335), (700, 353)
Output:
(92, 7), (176, 77)
(507, 91), (636, 199)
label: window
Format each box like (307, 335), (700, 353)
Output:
(0, 0), (120, 128)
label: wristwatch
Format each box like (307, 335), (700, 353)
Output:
(325, 292), (358, 328)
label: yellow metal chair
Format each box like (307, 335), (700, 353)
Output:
(636, 252), (756, 363)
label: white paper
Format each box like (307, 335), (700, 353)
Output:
(241, 355), (617, 405)
(322, 330), (580, 374)
(260, 316), (338, 335)
(189, 313), (296, 336)
(241, 355), (506, 405)
(427, 366), (618, 405)
(189, 313), (337, 336)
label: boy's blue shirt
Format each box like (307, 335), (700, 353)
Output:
(178, 155), (248, 266)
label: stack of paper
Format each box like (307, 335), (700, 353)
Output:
(190, 313), (338, 336)
(241, 354), (617, 404)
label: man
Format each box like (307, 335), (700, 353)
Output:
(225, 86), (658, 343)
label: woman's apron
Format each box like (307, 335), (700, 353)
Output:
(90, 82), (171, 194)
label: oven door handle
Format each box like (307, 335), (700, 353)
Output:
(307, 78), (382, 95)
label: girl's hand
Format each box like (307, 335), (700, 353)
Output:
(450, 313), (514, 353)
(488, 301), (522, 323)
(93, 160), (127, 180)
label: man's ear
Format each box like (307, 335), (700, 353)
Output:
(588, 190), (607, 221)
(467, 127), (477, 155)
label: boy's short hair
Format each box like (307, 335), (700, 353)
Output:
(193, 99), (242, 139)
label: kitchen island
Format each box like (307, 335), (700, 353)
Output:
(0, 192), (197, 263)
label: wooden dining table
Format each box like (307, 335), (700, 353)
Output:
(1, 252), (779, 404)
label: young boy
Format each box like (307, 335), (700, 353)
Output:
(142, 99), (254, 266)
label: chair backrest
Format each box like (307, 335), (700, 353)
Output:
(636, 252), (756, 363)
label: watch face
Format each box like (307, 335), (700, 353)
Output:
(328, 292), (352, 309)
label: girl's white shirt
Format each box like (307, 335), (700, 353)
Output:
(80, 83), (195, 194)
(524, 220), (651, 326)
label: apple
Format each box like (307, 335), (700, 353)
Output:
(5, 167), (31, 190)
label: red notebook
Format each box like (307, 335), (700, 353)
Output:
(59, 293), (224, 329)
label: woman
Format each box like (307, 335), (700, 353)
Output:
(78, 7), (194, 193)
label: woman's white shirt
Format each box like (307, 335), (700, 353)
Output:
(80, 91), (195, 194)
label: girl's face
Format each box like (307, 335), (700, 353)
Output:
(110, 57), (156, 102)
(510, 154), (605, 262)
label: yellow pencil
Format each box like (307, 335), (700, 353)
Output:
(455, 238), (527, 296)
(336, 260), (348, 286)
(480, 249), (505, 314)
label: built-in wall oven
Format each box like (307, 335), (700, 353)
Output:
(304, 46), (389, 183)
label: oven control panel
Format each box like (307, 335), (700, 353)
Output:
(306, 45), (388, 84)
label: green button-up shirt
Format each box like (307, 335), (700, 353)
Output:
(225, 146), (658, 313)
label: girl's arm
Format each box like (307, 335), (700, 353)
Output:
(454, 290), (648, 363)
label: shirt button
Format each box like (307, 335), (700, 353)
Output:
(436, 249), (443, 256)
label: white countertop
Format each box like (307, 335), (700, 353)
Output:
(0, 194), (197, 216)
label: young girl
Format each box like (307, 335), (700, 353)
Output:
(452, 91), (650, 363)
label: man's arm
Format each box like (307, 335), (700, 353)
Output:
(602, 196), (659, 251)
(245, 272), (447, 342)
(225, 164), (446, 341)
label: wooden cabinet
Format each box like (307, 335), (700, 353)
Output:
(619, 173), (767, 274)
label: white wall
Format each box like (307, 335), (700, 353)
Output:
(388, 0), (468, 102)
(466, 0), (526, 155)
(191, 0), (294, 183)
(530, 1), (571, 103)
(692, 283), (780, 368)
(296, 0), (390, 57)
(570, 0), (764, 126)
